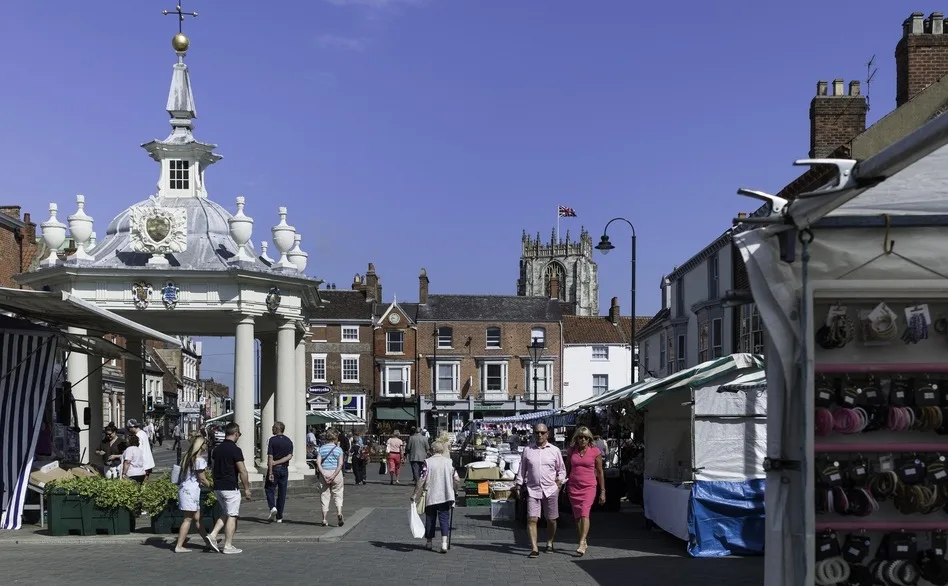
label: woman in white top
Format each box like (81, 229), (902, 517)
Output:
(121, 433), (147, 483)
(411, 440), (461, 553)
(174, 436), (214, 553)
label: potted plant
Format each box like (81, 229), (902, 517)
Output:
(45, 475), (95, 536)
(45, 475), (139, 536)
(87, 478), (139, 535)
(143, 472), (219, 534)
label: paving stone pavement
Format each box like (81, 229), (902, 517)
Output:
(1, 472), (765, 585)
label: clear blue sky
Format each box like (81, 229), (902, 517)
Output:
(2, 1), (937, 389)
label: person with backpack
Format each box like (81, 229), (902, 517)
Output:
(350, 429), (368, 485)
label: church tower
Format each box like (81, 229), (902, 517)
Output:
(517, 228), (600, 316)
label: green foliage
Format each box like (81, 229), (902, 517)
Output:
(91, 478), (140, 512)
(203, 469), (216, 507)
(45, 475), (140, 512)
(139, 476), (178, 518)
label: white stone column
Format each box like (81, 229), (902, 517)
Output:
(275, 320), (298, 471)
(295, 331), (311, 475)
(66, 327), (92, 462)
(234, 316), (257, 470)
(87, 355), (103, 463)
(124, 338), (144, 424)
(258, 336), (276, 471)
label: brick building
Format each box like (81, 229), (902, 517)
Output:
(370, 268), (564, 433)
(306, 277), (377, 423)
(0, 206), (37, 288)
(637, 10), (948, 373)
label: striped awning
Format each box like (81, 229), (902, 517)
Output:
(205, 409), (365, 426)
(718, 370), (767, 392)
(480, 410), (558, 424)
(307, 410), (365, 425)
(573, 353), (765, 410)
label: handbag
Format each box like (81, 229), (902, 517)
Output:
(170, 464), (182, 485)
(379, 461), (386, 475)
(415, 491), (427, 516)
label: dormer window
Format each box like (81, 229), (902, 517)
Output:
(170, 159), (190, 190)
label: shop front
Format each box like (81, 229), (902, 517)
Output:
(419, 395), (560, 433)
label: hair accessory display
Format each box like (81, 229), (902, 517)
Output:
(816, 408), (835, 436)
(815, 555), (851, 585)
(834, 408), (869, 434)
(813, 298), (948, 579)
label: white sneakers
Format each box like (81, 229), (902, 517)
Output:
(222, 546), (242, 555)
(268, 507), (278, 522)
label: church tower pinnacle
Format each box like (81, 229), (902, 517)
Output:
(517, 227), (600, 316)
(141, 3), (221, 199)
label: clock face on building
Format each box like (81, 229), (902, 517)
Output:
(388, 313), (401, 324)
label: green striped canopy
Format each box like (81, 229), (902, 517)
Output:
(572, 353), (765, 410)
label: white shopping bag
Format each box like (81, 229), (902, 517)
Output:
(170, 464), (181, 484)
(409, 503), (425, 539)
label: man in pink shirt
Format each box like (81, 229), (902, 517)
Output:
(513, 423), (566, 558)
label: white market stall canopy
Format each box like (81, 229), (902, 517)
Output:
(0, 288), (182, 347)
(567, 353), (764, 411)
(475, 409), (577, 428)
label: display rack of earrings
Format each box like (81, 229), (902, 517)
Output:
(811, 297), (948, 585)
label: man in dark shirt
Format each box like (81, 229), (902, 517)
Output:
(265, 421), (294, 523)
(208, 422), (251, 555)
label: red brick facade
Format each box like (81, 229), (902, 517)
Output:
(897, 12), (948, 107)
(0, 206), (37, 289)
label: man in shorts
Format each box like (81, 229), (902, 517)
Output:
(208, 422), (251, 554)
(513, 423), (565, 558)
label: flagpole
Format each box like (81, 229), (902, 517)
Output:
(556, 206), (560, 242)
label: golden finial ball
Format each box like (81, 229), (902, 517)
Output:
(172, 33), (190, 52)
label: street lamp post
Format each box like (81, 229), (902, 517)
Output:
(595, 218), (637, 385)
(528, 337), (544, 411)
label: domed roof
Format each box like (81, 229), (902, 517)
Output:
(86, 195), (268, 270)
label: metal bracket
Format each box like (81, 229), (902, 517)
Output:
(763, 457), (801, 472)
(791, 158), (858, 198)
(736, 188), (789, 216)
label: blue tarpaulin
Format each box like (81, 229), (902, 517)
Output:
(687, 479), (766, 558)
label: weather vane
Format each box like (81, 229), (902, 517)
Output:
(162, 3), (198, 52)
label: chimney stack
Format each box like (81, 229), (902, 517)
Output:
(897, 12), (948, 107)
(809, 78), (867, 158)
(419, 268), (429, 304)
(549, 272), (560, 301)
(608, 296), (620, 325)
(363, 262), (381, 302)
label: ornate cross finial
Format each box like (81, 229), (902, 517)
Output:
(162, 4), (198, 52)
(162, 3), (198, 34)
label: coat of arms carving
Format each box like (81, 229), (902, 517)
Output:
(161, 281), (180, 310)
(130, 196), (188, 263)
(131, 281), (153, 310)
(266, 287), (282, 313)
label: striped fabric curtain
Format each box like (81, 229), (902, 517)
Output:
(0, 332), (58, 530)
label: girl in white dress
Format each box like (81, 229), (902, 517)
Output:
(174, 436), (214, 553)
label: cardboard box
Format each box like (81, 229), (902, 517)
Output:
(466, 466), (500, 480)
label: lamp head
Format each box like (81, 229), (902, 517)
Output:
(528, 337), (543, 361)
(595, 235), (615, 255)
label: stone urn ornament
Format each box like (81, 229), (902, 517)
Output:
(41, 203), (67, 267)
(287, 233), (308, 273)
(228, 196), (255, 263)
(271, 207), (297, 270)
(67, 194), (95, 261)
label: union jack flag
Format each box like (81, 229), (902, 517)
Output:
(557, 205), (577, 217)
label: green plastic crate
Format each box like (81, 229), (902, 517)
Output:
(47, 492), (91, 536)
(465, 496), (491, 508)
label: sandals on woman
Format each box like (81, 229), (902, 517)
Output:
(576, 540), (588, 556)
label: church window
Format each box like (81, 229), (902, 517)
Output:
(544, 263), (567, 301)
(169, 159), (190, 190)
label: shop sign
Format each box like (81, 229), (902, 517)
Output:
(308, 384), (331, 395)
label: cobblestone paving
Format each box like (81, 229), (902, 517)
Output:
(2, 473), (765, 585)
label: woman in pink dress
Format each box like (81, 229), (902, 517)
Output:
(565, 426), (605, 556)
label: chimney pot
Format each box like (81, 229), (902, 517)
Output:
(816, 80), (828, 96)
(832, 78), (844, 96)
(912, 12), (925, 34)
(848, 80), (861, 96)
(608, 297), (620, 325)
(419, 267), (429, 304)
(933, 13), (945, 34)
(737, 212), (747, 219)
